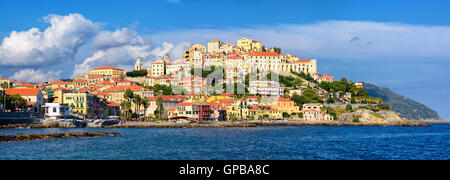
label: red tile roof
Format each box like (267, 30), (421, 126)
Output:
(86, 74), (105, 78)
(51, 80), (71, 85)
(247, 51), (281, 57)
(73, 79), (87, 83)
(103, 86), (149, 93)
(106, 101), (120, 107)
(92, 66), (124, 71)
(93, 91), (111, 96)
(148, 95), (187, 102)
(276, 97), (293, 102)
(296, 59), (311, 63)
(220, 93), (234, 97)
(6, 88), (40, 96)
(53, 87), (73, 91)
(17, 83), (37, 87)
(176, 102), (199, 106)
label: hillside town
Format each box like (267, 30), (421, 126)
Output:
(0, 38), (389, 126)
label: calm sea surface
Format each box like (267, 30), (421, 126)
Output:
(0, 124), (449, 160)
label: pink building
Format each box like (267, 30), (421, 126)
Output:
(302, 103), (334, 121)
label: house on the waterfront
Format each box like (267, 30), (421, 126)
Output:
(44, 103), (71, 118)
(5, 88), (44, 112)
(302, 103), (334, 121)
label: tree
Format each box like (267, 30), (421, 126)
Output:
(9, 95), (27, 112)
(282, 112), (290, 119)
(142, 98), (150, 121)
(133, 94), (142, 120)
(377, 102), (392, 110)
(120, 101), (132, 121)
(126, 69), (148, 77)
(298, 112), (303, 119)
(327, 97), (335, 104)
(319, 82), (332, 91)
(124, 89), (134, 102)
(272, 47), (281, 54)
(345, 104), (353, 112)
(1, 82), (8, 89)
(155, 97), (164, 121)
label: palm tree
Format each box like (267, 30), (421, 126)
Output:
(156, 96), (164, 121)
(133, 94), (142, 121)
(141, 98), (150, 121)
(120, 101), (131, 121)
(121, 89), (134, 121)
(124, 89), (134, 102)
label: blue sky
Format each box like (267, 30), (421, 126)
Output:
(0, 0), (449, 119)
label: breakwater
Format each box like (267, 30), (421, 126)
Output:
(104, 121), (429, 129)
(0, 124), (62, 129)
(0, 132), (122, 142)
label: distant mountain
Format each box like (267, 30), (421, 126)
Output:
(363, 82), (441, 120)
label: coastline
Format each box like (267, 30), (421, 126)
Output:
(0, 121), (432, 129)
(415, 120), (450, 124)
(0, 120), (429, 129)
(104, 121), (430, 128)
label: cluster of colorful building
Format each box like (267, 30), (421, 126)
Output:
(0, 37), (339, 121)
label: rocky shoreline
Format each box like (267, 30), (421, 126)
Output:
(0, 131), (122, 142)
(104, 121), (430, 129)
(0, 120), (431, 130)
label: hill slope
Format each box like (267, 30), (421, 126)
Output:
(363, 82), (441, 120)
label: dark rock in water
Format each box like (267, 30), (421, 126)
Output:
(0, 132), (122, 142)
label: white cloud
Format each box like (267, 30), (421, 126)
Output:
(0, 13), (99, 67)
(147, 21), (450, 60)
(72, 27), (190, 78)
(10, 69), (62, 83)
(72, 44), (153, 77)
(91, 27), (144, 50)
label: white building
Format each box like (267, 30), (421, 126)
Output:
(248, 80), (285, 96)
(44, 103), (71, 118)
(135, 58), (143, 71)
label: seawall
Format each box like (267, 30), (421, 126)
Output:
(104, 121), (429, 129)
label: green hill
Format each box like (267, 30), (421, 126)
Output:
(363, 82), (441, 120)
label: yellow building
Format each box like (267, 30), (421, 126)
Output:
(184, 44), (206, 62)
(206, 94), (234, 103)
(237, 38), (264, 52)
(89, 66), (124, 78)
(103, 85), (152, 104)
(242, 51), (317, 75)
(249, 106), (283, 119)
(270, 97), (300, 114)
(226, 101), (250, 120)
(48, 80), (75, 90)
(207, 38), (222, 53)
(52, 87), (73, 104)
(63, 92), (93, 114)
(185, 93), (208, 103)
(279, 59), (317, 75)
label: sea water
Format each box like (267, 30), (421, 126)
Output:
(0, 124), (449, 160)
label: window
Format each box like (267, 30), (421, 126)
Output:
(53, 107), (57, 113)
